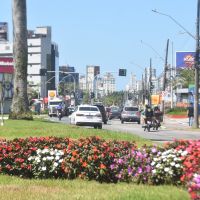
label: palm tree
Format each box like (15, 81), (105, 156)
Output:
(10, 0), (32, 119)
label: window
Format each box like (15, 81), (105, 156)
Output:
(125, 107), (139, 111)
(79, 107), (98, 111)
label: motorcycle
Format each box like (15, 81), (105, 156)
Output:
(57, 110), (62, 121)
(142, 117), (160, 132)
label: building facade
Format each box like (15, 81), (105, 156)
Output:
(103, 72), (115, 95)
(27, 26), (59, 98)
(86, 65), (100, 92)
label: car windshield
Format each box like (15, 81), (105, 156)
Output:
(79, 107), (98, 111)
(49, 102), (62, 106)
(125, 107), (139, 111)
(110, 107), (119, 111)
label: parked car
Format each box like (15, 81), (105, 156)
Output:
(108, 106), (121, 120)
(120, 106), (141, 124)
(93, 103), (108, 124)
(69, 105), (102, 129)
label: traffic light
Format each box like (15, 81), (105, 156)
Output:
(119, 69), (127, 76)
(90, 92), (95, 99)
(40, 68), (47, 76)
(128, 93), (132, 100)
(150, 82), (154, 93)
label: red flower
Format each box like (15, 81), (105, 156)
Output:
(82, 162), (87, 168)
(100, 163), (106, 169)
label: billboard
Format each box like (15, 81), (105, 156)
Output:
(176, 51), (195, 69)
(0, 57), (14, 73)
(0, 22), (8, 41)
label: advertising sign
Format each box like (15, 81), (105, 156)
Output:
(0, 22), (8, 41)
(151, 95), (160, 105)
(176, 51), (195, 69)
(0, 57), (14, 73)
(48, 90), (57, 100)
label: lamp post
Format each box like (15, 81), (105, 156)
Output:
(152, 1), (200, 128)
(58, 74), (76, 95)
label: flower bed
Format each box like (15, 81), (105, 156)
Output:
(0, 136), (199, 199)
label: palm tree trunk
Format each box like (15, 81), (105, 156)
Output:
(10, 0), (32, 119)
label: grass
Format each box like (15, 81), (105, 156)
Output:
(0, 117), (190, 200)
(0, 175), (190, 200)
(0, 118), (153, 146)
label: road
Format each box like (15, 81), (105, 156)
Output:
(47, 116), (200, 143)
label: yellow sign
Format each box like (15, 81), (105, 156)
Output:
(151, 95), (160, 105)
(48, 90), (56, 99)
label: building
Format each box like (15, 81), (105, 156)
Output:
(103, 72), (115, 95)
(79, 75), (87, 91)
(0, 22), (8, 42)
(27, 26), (59, 98)
(86, 65), (100, 92)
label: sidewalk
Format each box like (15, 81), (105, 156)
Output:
(161, 115), (198, 131)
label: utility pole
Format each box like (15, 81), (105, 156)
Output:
(142, 74), (145, 105)
(193, 0), (200, 128)
(149, 58), (152, 106)
(144, 68), (148, 104)
(161, 39), (169, 113)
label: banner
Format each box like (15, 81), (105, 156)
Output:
(176, 51), (195, 69)
(151, 95), (160, 105)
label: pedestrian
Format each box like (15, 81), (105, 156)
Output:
(144, 105), (153, 124)
(187, 102), (194, 126)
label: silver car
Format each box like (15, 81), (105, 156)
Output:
(120, 106), (141, 124)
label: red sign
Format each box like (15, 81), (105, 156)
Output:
(0, 57), (14, 73)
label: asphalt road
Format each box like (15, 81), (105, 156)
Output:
(48, 116), (200, 143)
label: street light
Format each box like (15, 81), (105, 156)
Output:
(58, 74), (76, 95)
(152, 2), (200, 128)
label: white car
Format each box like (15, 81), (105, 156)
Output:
(69, 105), (103, 129)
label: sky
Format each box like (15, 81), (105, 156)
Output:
(1, 0), (197, 90)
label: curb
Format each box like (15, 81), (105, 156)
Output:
(166, 114), (187, 119)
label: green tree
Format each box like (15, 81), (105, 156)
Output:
(179, 69), (195, 87)
(102, 91), (125, 107)
(10, 0), (32, 120)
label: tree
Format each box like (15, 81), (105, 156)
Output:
(179, 69), (195, 87)
(10, 0), (32, 120)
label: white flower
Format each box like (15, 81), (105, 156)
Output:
(28, 156), (33, 161)
(41, 166), (46, 171)
(170, 162), (175, 166)
(156, 163), (161, 168)
(181, 151), (188, 156)
(54, 162), (59, 167)
(152, 169), (157, 174)
(164, 167), (170, 172)
(42, 149), (49, 154)
(47, 156), (54, 161)
(36, 149), (41, 154)
(151, 161), (155, 166)
(59, 159), (63, 163)
(42, 157), (47, 161)
(163, 158), (167, 162)
(175, 164), (180, 168)
(169, 170), (173, 175)
(55, 156), (60, 160)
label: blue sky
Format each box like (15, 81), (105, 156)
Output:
(1, 0), (197, 90)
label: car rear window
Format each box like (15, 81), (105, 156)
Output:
(125, 107), (139, 111)
(111, 107), (119, 111)
(79, 107), (98, 111)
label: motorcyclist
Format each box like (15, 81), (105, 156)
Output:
(57, 103), (63, 120)
(144, 105), (153, 124)
(153, 106), (162, 128)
